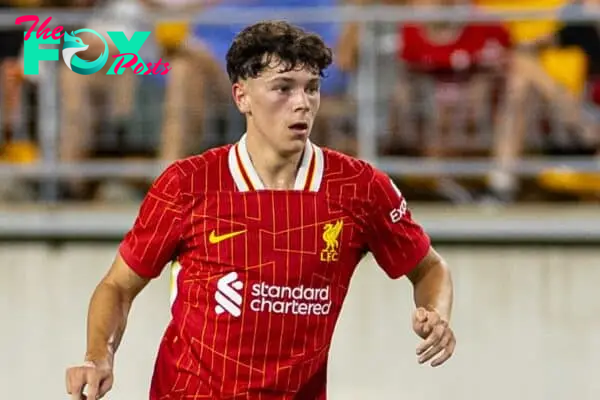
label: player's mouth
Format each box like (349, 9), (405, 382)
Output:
(288, 122), (309, 135)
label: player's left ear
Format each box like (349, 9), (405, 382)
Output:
(232, 81), (251, 114)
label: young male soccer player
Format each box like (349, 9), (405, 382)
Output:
(66, 20), (455, 400)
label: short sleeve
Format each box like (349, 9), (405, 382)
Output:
(119, 162), (184, 279)
(365, 168), (430, 279)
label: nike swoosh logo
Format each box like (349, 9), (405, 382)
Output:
(209, 229), (246, 244)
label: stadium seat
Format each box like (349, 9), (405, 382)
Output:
(0, 141), (38, 163)
(534, 49), (595, 199)
(155, 21), (190, 51)
(475, 0), (599, 199)
(539, 47), (588, 96)
(475, 0), (566, 44)
(538, 167), (600, 197)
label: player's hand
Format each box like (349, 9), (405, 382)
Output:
(412, 307), (455, 367)
(65, 359), (113, 399)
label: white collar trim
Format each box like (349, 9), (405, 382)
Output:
(227, 133), (324, 192)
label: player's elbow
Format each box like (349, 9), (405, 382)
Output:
(99, 254), (151, 304)
(407, 247), (451, 288)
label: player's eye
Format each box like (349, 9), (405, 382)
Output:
(275, 86), (291, 94)
(306, 84), (320, 94)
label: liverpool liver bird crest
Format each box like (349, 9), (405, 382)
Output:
(321, 220), (343, 262)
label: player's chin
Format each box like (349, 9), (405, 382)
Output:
(284, 128), (311, 148)
(287, 127), (310, 140)
(277, 137), (308, 158)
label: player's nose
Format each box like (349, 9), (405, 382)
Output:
(292, 90), (311, 112)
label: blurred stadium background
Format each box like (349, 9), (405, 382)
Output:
(1, 0), (600, 398)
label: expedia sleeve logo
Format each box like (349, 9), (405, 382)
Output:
(389, 199), (407, 223)
(388, 178), (407, 223)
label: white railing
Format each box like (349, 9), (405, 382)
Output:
(1, 5), (600, 202)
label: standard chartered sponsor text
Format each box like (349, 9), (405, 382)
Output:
(250, 282), (332, 315)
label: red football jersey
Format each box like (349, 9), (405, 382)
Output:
(119, 135), (430, 399)
(398, 23), (512, 72)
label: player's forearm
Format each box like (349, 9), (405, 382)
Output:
(409, 251), (453, 322)
(85, 281), (132, 365)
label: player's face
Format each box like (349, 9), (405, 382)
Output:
(233, 60), (321, 155)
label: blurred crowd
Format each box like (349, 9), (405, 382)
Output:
(0, 0), (599, 204)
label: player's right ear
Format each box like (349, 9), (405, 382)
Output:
(232, 82), (250, 114)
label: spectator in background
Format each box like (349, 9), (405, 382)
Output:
(0, 0), (40, 202)
(337, 0), (412, 157)
(57, 0), (151, 200)
(0, 0), (77, 203)
(486, 0), (600, 201)
(388, 0), (512, 202)
(0, 0), (40, 164)
(396, 4), (511, 152)
(141, 0), (231, 162)
(65, 0), (228, 200)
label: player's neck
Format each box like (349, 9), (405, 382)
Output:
(245, 132), (304, 190)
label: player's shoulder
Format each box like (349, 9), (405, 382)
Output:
(173, 145), (232, 175)
(154, 145), (232, 192)
(321, 147), (380, 184)
(321, 147), (400, 203)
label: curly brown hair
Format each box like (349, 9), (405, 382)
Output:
(225, 20), (333, 83)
